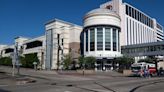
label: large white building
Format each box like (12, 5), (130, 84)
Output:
(0, 0), (163, 71)
(45, 19), (82, 70)
(83, 0), (164, 70)
(100, 0), (163, 46)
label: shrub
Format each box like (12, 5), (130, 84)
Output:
(20, 53), (39, 68)
(0, 57), (12, 66)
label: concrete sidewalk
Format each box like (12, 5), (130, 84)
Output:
(0, 65), (124, 82)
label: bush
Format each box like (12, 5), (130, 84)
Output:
(0, 57), (12, 66)
(115, 56), (134, 70)
(20, 53), (39, 68)
(78, 56), (96, 69)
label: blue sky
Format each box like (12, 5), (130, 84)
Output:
(0, 0), (163, 45)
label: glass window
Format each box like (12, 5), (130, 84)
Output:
(90, 28), (95, 51)
(97, 27), (103, 50)
(86, 31), (88, 51)
(140, 13), (142, 22)
(113, 29), (117, 51)
(137, 11), (139, 21)
(105, 28), (111, 50)
(126, 5), (128, 15)
(127, 18), (129, 45)
(129, 6), (132, 17)
(132, 8), (134, 18)
(134, 9), (137, 19)
(118, 30), (120, 51)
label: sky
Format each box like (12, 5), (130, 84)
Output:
(0, 0), (164, 45)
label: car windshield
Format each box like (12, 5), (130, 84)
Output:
(132, 66), (141, 70)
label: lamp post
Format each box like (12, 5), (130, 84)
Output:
(15, 42), (20, 75)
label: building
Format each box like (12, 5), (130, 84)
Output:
(100, 0), (163, 46)
(22, 36), (45, 69)
(0, 0), (163, 71)
(45, 19), (82, 70)
(83, 8), (121, 70)
(0, 45), (14, 58)
(83, 0), (164, 71)
(0, 36), (45, 68)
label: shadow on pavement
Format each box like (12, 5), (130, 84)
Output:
(0, 89), (10, 92)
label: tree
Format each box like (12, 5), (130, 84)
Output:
(20, 53), (39, 68)
(115, 56), (134, 70)
(62, 54), (72, 70)
(78, 56), (85, 69)
(85, 56), (96, 69)
(78, 56), (96, 69)
(0, 57), (12, 66)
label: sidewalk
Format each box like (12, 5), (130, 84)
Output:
(0, 65), (124, 82)
(0, 66), (93, 81)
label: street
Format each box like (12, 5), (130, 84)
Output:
(0, 66), (164, 92)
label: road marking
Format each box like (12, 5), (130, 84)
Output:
(0, 85), (8, 87)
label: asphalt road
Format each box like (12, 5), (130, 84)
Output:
(0, 66), (164, 92)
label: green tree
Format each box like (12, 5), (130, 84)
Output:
(115, 56), (134, 70)
(78, 56), (85, 69)
(85, 56), (96, 69)
(78, 56), (96, 69)
(62, 54), (72, 69)
(20, 53), (39, 68)
(0, 57), (12, 66)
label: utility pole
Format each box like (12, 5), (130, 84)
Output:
(12, 53), (15, 77)
(15, 42), (20, 75)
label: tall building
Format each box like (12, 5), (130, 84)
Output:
(100, 0), (163, 46)
(45, 19), (82, 70)
(83, 0), (164, 71)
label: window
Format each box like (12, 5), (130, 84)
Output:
(127, 18), (129, 45)
(86, 31), (88, 51)
(90, 28), (95, 51)
(97, 28), (103, 50)
(139, 13), (142, 22)
(113, 29), (117, 51)
(132, 8), (134, 18)
(118, 30), (120, 51)
(126, 5), (128, 15)
(105, 28), (111, 50)
(62, 38), (64, 45)
(137, 11), (139, 21)
(129, 6), (132, 17)
(134, 9), (137, 19)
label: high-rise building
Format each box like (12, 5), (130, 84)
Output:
(83, 0), (164, 71)
(100, 0), (163, 46)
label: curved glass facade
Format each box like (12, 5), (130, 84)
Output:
(84, 26), (120, 52)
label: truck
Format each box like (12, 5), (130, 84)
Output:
(131, 62), (156, 77)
